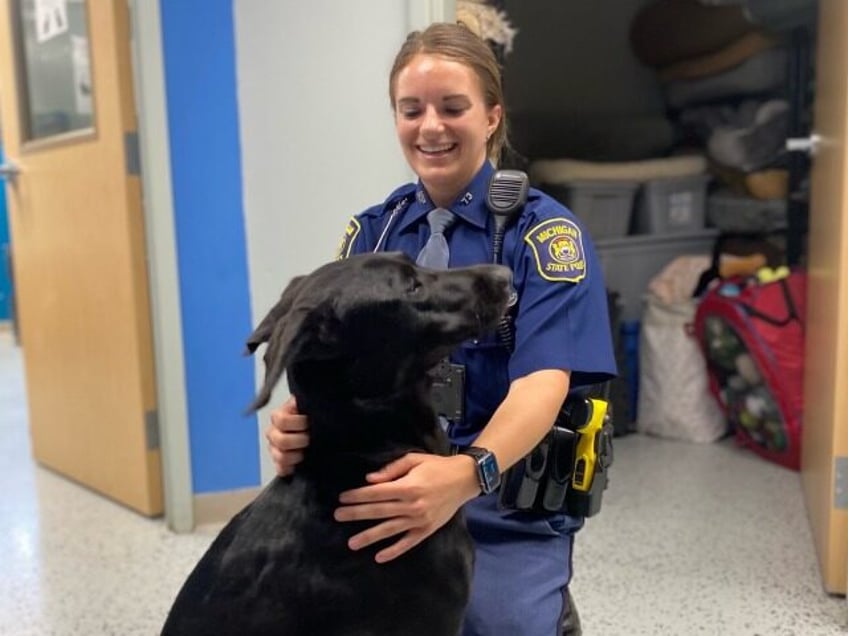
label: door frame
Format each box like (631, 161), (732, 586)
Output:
(127, 0), (192, 533)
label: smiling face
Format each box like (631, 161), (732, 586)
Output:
(392, 54), (502, 207)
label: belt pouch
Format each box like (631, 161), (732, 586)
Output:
(540, 426), (578, 513)
(498, 430), (551, 511)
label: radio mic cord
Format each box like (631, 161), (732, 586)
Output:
(486, 170), (529, 351)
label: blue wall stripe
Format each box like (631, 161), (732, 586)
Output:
(160, 0), (259, 493)
(0, 146), (10, 321)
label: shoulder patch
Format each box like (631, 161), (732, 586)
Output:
(336, 217), (361, 260)
(523, 217), (587, 282)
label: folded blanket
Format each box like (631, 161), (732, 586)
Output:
(707, 99), (789, 172)
(664, 48), (787, 110)
(631, 0), (752, 67)
(529, 155), (707, 185)
(508, 113), (675, 162)
(659, 31), (781, 83)
(744, 0), (818, 31)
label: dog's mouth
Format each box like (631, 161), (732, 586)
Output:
(473, 281), (516, 333)
(494, 277), (518, 318)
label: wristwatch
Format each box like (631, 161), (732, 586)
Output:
(459, 446), (501, 494)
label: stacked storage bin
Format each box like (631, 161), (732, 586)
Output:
(707, 189), (788, 234)
(540, 181), (639, 240)
(633, 173), (711, 234)
(530, 155), (717, 321)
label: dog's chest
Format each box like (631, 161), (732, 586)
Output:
(205, 477), (475, 634)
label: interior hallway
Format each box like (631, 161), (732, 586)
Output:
(1, 327), (844, 635)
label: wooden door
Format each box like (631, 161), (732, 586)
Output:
(801, 0), (848, 595)
(0, 0), (162, 515)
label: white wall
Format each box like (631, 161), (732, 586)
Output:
(235, 0), (407, 297)
(234, 0), (451, 480)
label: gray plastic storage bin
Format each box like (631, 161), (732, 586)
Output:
(595, 229), (719, 321)
(634, 174), (710, 234)
(541, 180), (639, 240)
(707, 190), (788, 232)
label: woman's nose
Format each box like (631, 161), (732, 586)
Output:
(420, 107), (444, 133)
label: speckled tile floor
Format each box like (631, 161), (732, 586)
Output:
(1, 327), (845, 635)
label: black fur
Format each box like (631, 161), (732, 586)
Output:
(161, 252), (514, 636)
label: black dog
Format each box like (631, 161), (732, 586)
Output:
(161, 252), (514, 636)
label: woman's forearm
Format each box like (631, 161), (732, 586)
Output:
(472, 368), (571, 473)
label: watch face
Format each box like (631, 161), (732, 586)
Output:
(479, 453), (501, 492)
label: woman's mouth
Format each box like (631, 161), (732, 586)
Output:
(417, 143), (457, 156)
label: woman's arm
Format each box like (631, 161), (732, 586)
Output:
(473, 368), (570, 476)
(334, 368), (571, 563)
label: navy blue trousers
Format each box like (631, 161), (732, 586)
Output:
(460, 494), (584, 635)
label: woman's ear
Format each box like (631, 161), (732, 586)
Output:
(487, 103), (503, 136)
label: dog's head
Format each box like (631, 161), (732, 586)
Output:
(245, 252), (514, 411)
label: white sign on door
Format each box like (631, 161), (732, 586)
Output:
(34, 0), (68, 44)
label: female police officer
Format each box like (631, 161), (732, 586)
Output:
(266, 22), (616, 635)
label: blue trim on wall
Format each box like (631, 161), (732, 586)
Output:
(0, 146), (10, 321)
(160, 0), (259, 493)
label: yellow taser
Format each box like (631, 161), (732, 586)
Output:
(571, 398), (609, 492)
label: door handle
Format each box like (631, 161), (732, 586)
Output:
(786, 134), (822, 157)
(0, 160), (20, 182)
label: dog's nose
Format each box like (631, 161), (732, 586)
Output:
(507, 287), (518, 307)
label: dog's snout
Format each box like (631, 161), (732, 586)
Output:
(484, 264), (511, 286)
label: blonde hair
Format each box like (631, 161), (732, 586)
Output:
(389, 22), (507, 163)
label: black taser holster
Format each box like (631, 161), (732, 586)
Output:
(498, 396), (614, 517)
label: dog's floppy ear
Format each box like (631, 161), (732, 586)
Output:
(244, 275), (341, 412)
(244, 275), (307, 355)
(244, 310), (303, 412)
(244, 276), (309, 413)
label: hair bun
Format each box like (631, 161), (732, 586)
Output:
(455, 1), (517, 54)
(456, 7), (483, 39)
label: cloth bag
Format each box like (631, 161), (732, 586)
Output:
(637, 270), (727, 443)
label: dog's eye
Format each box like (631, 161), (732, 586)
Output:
(407, 279), (422, 295)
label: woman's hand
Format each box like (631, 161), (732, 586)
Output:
(265, 397), (309, 476)
(334, 453), (480, 563)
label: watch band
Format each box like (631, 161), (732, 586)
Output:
(461, 446), (488, 461)
(459, 446), (501, 494)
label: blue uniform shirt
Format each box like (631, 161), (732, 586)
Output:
(337, 161), (616, 446)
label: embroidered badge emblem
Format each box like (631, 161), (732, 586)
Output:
(336, 217), (361, 260)
(524, 217), (587, 282)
